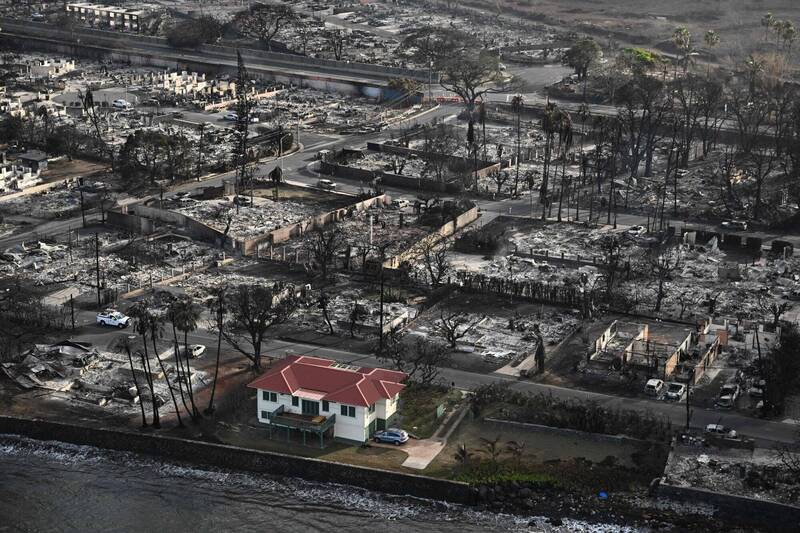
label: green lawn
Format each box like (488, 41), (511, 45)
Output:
(398, 384), (463, 439)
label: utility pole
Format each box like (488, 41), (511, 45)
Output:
(70, 293), (75, 330)
(685, 383), (693, 431)
(95, 232), (101, 309)
(78, 178), (87, 228)
(379, 270), (385, 351)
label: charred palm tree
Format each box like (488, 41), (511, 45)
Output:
(171, 296), (202, 419)
(149, 310), (183, 428)
(205, 287), (227, 415)
(129, 301), (160, 428)
(122, 338), (148, 429)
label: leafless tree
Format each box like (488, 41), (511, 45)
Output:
(420, 123), (461, 183)
(377, 331), (451, 385)
(414, 237), (451, 286)
(235, 3), (297, 51)
(219, 284), (298, 370)
(318, 291), (335, 335)
(309, 226), (346, 280)
(434, 310), (484, 349)
(489, 170), (511, 195)
(759, 297), (792, 328)
(648, 245), (683, 313)
(325, 29), (347, 61)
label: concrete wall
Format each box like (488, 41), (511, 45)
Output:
(366, 142), (499, 179)
(106, 209), (155, 235)
(0, 415), (473, 505)
(133, 204), (235, 251)
(657, 481), (800, 532)
(384, 206), (480, 269)
(242, 194), (388, 256)
(0, 19), (433, 84)
(319, 160), (454, 193)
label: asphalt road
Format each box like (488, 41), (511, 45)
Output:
(69, 312), (797, 446)
(4, 100), (799, 447)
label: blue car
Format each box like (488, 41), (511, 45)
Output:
(373, 428), (409, 445)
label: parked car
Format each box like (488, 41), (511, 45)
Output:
(316, 179), (337, 191)
(715, 383), (740, 408)
(96, 310), (130, 328)
(233, 195), (251, 206)
(665, 382), (686, 401)
(223, 112), (239, 121)
(626, 225), (646, 236)
(645, 378), (664, 396)
(705, 424), (737, 439)
(179, 344), (206, 358)
(720, 383), (740, 401)
(721, 220), (748, 231)
(373, 428), (409, 446)
(112, 99), (131, 109)
(391, 199), (410, 209)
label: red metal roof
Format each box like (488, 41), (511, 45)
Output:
(247, 355), (406, 407)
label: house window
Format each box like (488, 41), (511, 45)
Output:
(368, 404), (375, 414)
(262, 391), (277, 402)
(261, 410), (269, 419)
(322, 400), (329, 412)
(340, 405), (355, 417)
(291, 396), (299, 407)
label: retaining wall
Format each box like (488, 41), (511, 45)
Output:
(483, 418), (649, 447)
(0, 415), (473, 505)
(657, 481), (800, 532)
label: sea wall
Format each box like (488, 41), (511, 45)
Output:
(0, 415), (473, 505)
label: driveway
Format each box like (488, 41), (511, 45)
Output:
(372, 437), (445, 470)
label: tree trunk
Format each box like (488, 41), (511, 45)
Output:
(206, 307), (224, 415)
(171, 324), (191, 417)
(140, 332), (160, 428)
(184, 331), (199, 418)
(125, 345), (148, 428)
(152, 331), (182, 427)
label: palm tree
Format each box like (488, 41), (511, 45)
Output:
(672, 27), (693, 73)
(129, 300), (160, 429)
(505, 440), (526, 469)
(171, 296), (202, 419)
(453, 442), (472, 467)
(540, 102), (561, 219)
(166, 296), (192, 419)
(703, 30), (720, 77)
(122, 339), (148, 429)
(479, 435), (503, 472)
(149, 309), (183, 427)
(762, 12), (775, 42)
(510, 94), (525, 196)
(205, 287), (227, 415)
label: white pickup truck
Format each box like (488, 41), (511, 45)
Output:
(96, 310), (131, 328)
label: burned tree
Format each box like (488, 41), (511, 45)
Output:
(310, 226), (345, 280)
(648, 245), (683, 313)
(220, 284), (297, 370)
(414, 236), (451, 286)
(377, 330), (450, 385)
(235, 3), (297, 51)
(434, 310), (484, 349)
(325, 29), (347, 61)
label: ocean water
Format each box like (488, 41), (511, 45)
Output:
(0, 435), (642, 532)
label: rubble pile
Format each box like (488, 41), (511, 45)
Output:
(665, 447), (800, 506)
(0, 341), (205, 416)
(174, 197), (319, 240)
(293, 286), (414, 335)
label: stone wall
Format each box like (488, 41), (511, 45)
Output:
(0, 415), (473, 505)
